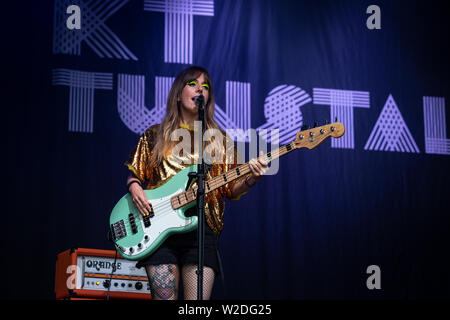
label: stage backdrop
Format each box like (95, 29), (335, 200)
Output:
(4, 0), (449, 299)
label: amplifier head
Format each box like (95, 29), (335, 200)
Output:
(55, 248), (152, 300)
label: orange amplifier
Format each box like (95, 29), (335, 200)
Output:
(55, 248), (152, 300)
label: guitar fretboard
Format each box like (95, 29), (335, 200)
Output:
(170, 141), (296, 209)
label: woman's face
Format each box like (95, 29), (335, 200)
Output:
(179, 73), (210, 117)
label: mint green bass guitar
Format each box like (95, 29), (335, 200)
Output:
(109, 123), (345, 261)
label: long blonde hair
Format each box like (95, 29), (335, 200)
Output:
(151, 66), (220, 165)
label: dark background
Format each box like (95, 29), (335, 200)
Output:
(3, 0), (449, 299)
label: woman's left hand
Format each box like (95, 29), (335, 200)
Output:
(248, 150), (269, 183)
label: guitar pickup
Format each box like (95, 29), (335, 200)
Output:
(148, 203), (155, 218)
(143, 215), (151, 228)
(128, 213), (138, 234)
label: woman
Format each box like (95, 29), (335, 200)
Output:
(124, 66), (268, 300)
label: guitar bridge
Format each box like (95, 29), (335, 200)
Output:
(110, 220), (127, 241)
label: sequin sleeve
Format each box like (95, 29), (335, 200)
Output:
(124, 125), (159, 184)
(217, 132), (248, 201)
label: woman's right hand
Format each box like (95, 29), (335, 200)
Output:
(129, 182), (152, 216)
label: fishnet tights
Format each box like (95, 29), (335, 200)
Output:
(145, 264), (215, 300)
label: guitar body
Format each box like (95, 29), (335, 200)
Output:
(109, 166), (198, 261)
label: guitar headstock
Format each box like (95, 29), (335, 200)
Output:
(293, 122), (345, 150)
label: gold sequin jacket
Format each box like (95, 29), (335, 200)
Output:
(125, 123), (246, 235)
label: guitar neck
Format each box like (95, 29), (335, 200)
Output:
(170, 122), (345, 210)
(171, 141), (295, 210)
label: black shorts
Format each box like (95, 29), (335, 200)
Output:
(136, 209), (220, 275)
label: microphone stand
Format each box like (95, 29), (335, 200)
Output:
(193, 95), (206, 300)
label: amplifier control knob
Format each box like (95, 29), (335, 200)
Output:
(103, 280), (110, 288)
(135, 282), (143, 290)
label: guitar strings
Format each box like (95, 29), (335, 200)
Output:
(131, 143), (295, 226)
(127, 129), (335, 238)
(124, 143), (301, 240)
(133, 129), (330, 217)
(175, 142), (293, 204)
(148, 144), (291, 214)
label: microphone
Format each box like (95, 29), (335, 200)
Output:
(194, 94), (205, 108)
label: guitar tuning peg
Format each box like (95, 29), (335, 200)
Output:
(324, 119), (329, 125)
(301, 124), (309, 131)
(313, 121), (318, 128)
(335, 116), (338, 122)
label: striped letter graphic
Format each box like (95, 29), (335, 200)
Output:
(423, 96), (449, 155)
(117, 74), (174, 134)
(214, 81), (252, 142)
(52, 69), (113, 133)
(257, 85), (311, 144)
(144, 0), (214, 64)
(118, 75), (252, 140)
(364, 95), (419, 153)
(314, 88), (370, 149)
(53, 0), (137, 60)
